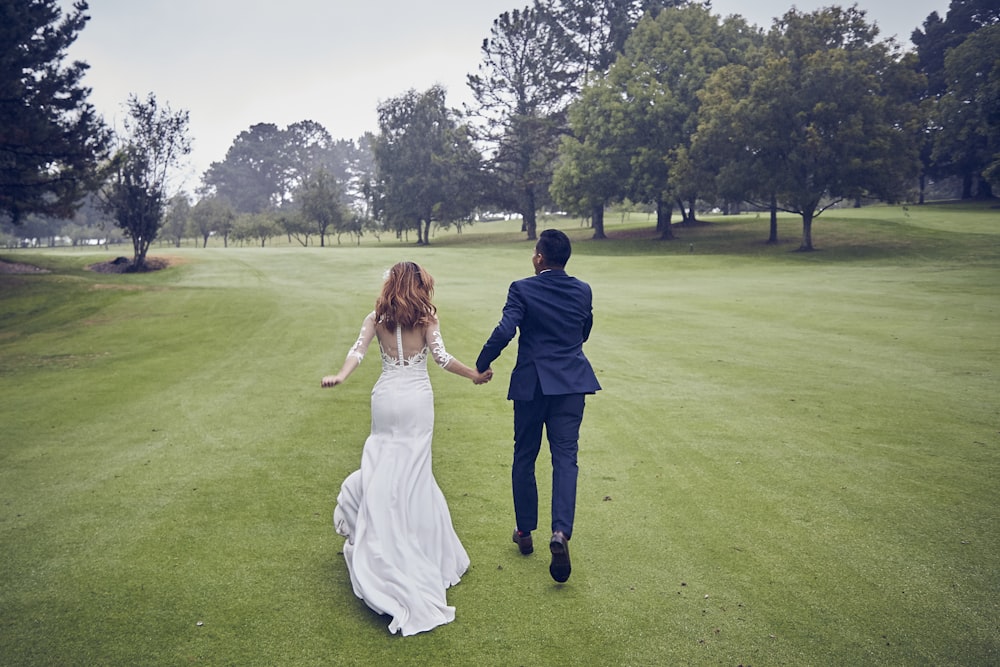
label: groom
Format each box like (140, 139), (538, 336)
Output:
(476, 229), (601, 583)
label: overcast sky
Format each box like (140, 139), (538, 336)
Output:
(58, 0), (947, 188)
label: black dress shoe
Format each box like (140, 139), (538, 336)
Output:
(549, 531), (571, 582)
(512, 530), (533, 555)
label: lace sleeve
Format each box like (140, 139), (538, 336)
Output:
(346, 312), (377, 362)
(427, 320), (453, 369)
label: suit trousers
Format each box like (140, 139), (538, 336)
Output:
(512, 386), (586, 540)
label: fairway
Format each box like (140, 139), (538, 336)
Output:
(1, 206), (998, 666)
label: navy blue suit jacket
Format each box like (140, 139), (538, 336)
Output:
(477, 269), (601, 401)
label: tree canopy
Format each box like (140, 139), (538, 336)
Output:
(202, 120), (370, 226)
(0, 0), (110, 223)
(912, 0), (1000, 198)
(202, 123), (289, 214)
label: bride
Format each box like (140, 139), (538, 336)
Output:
(322, 261), (491, 636)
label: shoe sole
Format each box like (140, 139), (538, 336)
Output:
(549, 538), (571, 582)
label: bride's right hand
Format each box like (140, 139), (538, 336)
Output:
(322, 375), (343, 388)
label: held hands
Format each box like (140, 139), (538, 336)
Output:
(323, 368), (491, 387)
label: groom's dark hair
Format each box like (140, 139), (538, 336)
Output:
(537, 229), (571, 267)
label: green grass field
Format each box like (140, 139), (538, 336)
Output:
(1, 203), (998, 666)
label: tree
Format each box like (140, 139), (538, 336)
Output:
(912, 0), (1000, 95)
(232, 212), (278, 247)
(353, 132), (380, 227)
(691, 24), (807, 244)
(162, 193), (190, 247)
(297, 167), (346, 246)
(671, 12), (765, 218)
(282, 121), (369, 212)
(554, 5), (757, 238)
(102, 93), (191, 268)
(547, 0), (675, 82)
(931, 24), (1000, 199)
(189, 195), (234, 248)
(695, 6), (923, 251)
(276, 211), (312, 247)
(1, 0), (110, 223)
(550, 79), (630, 239)
(203, 120), (371, 217)
(202, 123), (286, 214)
(282, 120), (334, 195)
(466, 4), (578, 240)
(912, 0), (1000, 199)
(373, 86), (479, 245)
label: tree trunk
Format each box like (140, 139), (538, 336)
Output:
(919, 172), (926, 205)
(656, 197), (674, 240)
(975, 177), (993, 199)
(591, 203), (606, 240)
(798, 210), (815, 251)
(688, 197), (697, 223)
(962, 172), (973, 199)
(767, 193), (779, 244)
(675, 198), (689, 223)
(523, 188), (537, 240)
(133, 235), (149, 269)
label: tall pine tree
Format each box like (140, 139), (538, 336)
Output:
(0, 0), (110, 223)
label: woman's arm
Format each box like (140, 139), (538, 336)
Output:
(322, 312), (377, 387)
(428, 318), (492, 384)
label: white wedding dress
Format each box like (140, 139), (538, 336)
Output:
(333, 312), (470, 636)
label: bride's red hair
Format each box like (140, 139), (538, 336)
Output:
(375, 261), (437, 329)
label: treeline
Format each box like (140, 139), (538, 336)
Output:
(2, 0), (998, 260)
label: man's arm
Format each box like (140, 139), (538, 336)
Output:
(582, 283), (594, 342)
(476, 283), (524, 372)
